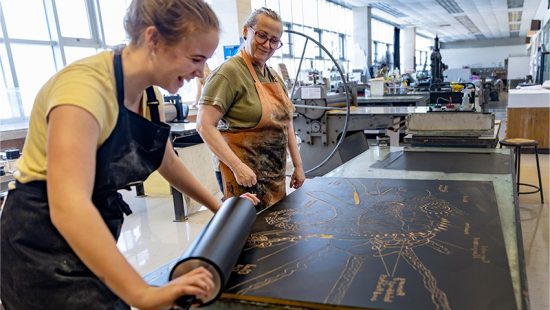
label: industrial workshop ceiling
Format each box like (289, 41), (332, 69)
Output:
(340, 0), (544, 42)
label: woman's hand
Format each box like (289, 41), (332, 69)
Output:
(290, 167), (305, 189)
(232, 162), (257, 187)
(135, 267), (215, 310)
(239, 192), (260, 205)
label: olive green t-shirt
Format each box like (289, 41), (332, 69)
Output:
(199, 55), (287, 130)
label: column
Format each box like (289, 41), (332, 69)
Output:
(352, 6), (372, 70)
(210, 0), (251, 66)
(401, 27), (416, 74)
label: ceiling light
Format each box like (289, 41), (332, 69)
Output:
(507, 0), (524, 9)
(509, 24), (521, 31)
(508, 11), (522, 22)
(370, 2), (407, 18)
(455, 15), (481, 34)
(435, 0), (464, 14)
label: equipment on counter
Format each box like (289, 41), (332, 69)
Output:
(428, 82), (475, 110)
(169, 197), (256, 308)
(404, 112), (499, 148)
(164, 94), (189, 123)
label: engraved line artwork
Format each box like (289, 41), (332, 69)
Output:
(226, 178), (508, 310)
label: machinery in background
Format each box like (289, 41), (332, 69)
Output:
(286, 30), (435, 176)
(430, 35), (448, 91)
(404, 112), (499, 148)
(285, 29), (353, 177)
(163, 94), (189, 123)
(292, 82), (428, 176)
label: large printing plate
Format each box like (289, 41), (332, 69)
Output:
(223, 177), (516, 310)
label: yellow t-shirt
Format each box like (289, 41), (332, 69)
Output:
(15, 50), (164, 183)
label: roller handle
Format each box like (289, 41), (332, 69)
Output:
(171, 295), (196, 310)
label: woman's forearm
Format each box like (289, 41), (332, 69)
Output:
(158, 143), (221, 212)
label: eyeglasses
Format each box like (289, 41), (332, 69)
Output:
(248, 28), (283, 50)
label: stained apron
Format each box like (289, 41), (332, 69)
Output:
(219, 50), (293, 212)
(0, 49), (170, 309)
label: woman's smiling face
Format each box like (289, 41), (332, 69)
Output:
(243, 14), (283, 68)
(156, 29), (219, 94)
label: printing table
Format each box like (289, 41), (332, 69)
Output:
(322, 146), (527, 310)
(145, 146), (527, 310)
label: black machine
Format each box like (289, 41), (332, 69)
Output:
(430, 35), (448, 91)
(164, 94), (189, 123)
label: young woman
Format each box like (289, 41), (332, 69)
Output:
(0, 0), (258, 309)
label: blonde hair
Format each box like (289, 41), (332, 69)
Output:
(243, 7), (282, 29)
(124, 0), (219, 46)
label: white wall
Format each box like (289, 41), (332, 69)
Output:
(507, 56), (531, 79)
(210, 0), (249, 67)
(440, 45), (527, 69)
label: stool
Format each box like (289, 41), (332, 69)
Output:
(499, 138), (544, 203)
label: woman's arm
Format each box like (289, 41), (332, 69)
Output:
(47, 105), (213, 309)
(286, 119), (305, 189)
(196, 104), (257, 188)
(157, 140), (222, 212)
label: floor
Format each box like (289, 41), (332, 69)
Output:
(119, 91), (549, 309)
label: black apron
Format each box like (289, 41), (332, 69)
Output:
(0, 49), (171, 309)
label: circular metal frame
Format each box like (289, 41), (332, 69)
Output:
(285, 29), (352, 175)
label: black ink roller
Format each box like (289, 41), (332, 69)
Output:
(169, 197), (257, 308)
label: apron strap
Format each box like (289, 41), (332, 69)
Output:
(113, 50), (124, 106)
(240, 50), (277, 84)
(113, 47), (161, 124)
(145, 87), (161, 124)
(240, 50), (261, 83)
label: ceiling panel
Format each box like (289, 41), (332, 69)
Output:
(341, 0), (543, 42)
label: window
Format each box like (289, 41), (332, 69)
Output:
(0, 0), (208, 128)
(253, 0), (352, 86)
(56, 0), (92, 39)
(371, 18), (395, 70)
(98, 0), (132, 46)
(282, 23), (293, 57)
(339, 34), (346, 60)
(2, 0), (50, 40)
(10, 44), (57, 116)
(0, 0), (106, 127)
(314, 28), (322, 59)
(415, 34), (432, 73)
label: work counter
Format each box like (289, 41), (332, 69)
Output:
(507, 88), (550, 149)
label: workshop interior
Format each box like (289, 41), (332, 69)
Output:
(1, 0), (549, 309)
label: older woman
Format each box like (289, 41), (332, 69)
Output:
(197, 7), (305, 212)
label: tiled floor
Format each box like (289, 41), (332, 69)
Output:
(515, 154), (550, 310)
(119, 91), (549, 309)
